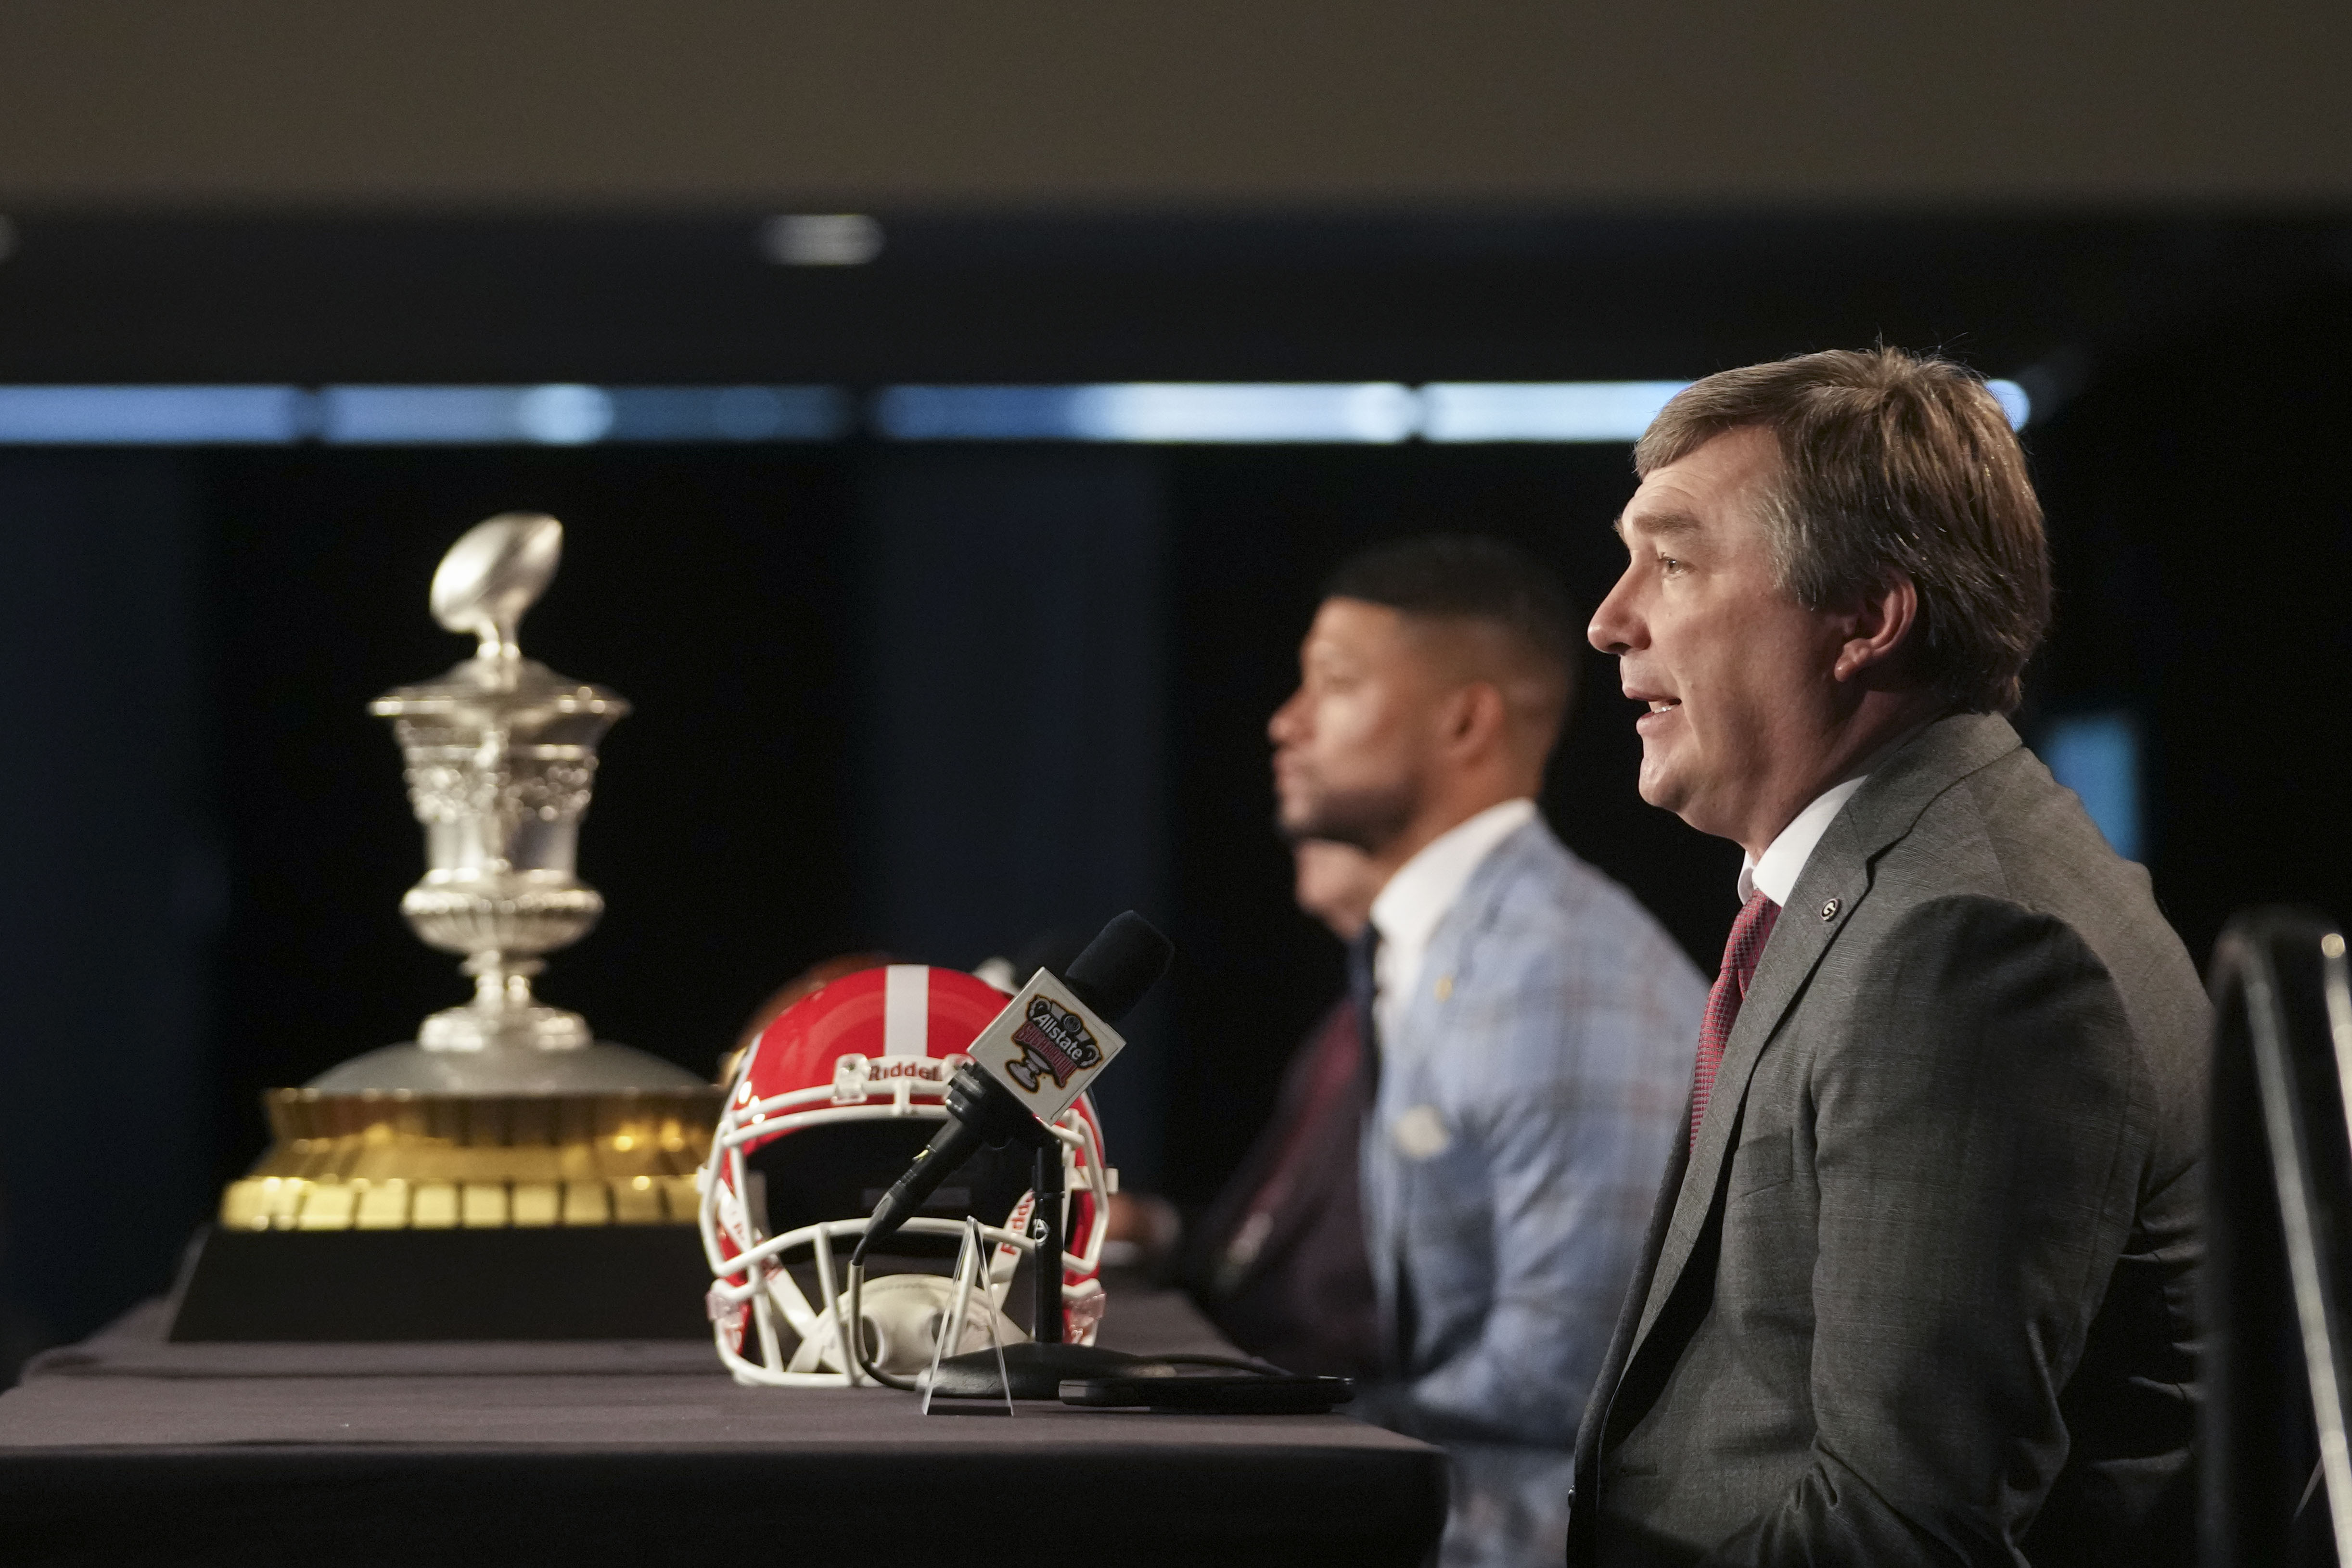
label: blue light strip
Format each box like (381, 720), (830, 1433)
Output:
(606, 386), (851, 442)
(0, 380), (2031, 446)
(0, 386), (308, 444)
(322, 385), (853, 444)
(1075, 383), (1419, 443)
(1421, 382), (1691, 443)
(321, 386), (598, 445)
(870, 385), (1085, 442)
(0, 385), (850, 446)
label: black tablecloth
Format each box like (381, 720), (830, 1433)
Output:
(0, 1290), (1444, 1567)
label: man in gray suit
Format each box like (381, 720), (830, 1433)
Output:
(1270, 535), (1704, 1568)
(1572, 349), (2206, 1565)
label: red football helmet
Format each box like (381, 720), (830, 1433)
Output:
(699, 963), (1112, 1386)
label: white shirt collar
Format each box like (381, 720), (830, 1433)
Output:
(1739, 776), (1868, 906)
(1368, 797), (1537, 1044)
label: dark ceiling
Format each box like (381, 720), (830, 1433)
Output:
(1, 211), (2344, 391)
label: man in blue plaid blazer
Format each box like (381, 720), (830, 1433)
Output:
(1270, 536), (1704, 1568)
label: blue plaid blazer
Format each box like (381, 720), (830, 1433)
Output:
(1359, 816), (1704, 1567)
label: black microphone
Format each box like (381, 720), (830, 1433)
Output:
(852, 911), (1172, 1265)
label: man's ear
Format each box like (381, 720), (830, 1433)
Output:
(1832, 575), (1920, 684)
(1439, 681), (1512, 758)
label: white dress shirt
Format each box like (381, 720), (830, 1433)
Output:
(1368, 797), (1538, 1050)
(1738, 775), (1869, 906)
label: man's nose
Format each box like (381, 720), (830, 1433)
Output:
(1268, 688), (1304, 745)
(1588, 568), (1644, 655)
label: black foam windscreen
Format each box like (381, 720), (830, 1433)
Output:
(1063, 910), (1173, 1024)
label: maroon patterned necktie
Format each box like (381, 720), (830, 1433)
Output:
(1691, 891), (1781, 1150)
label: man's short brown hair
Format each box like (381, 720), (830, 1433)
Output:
(1635, 347), (2051, 714)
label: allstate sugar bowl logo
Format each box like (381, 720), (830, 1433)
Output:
(1004, 996), (1103, 1093)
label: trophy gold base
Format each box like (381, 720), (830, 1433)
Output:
(179, 1082), (725, 1341)
(214, 1082), (722, 1235)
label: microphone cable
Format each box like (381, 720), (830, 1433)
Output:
(845, 1260), (920, 1391)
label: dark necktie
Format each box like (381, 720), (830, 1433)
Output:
(1348, 920), (1416, 1369)
(1345, 924), (1381, 1095)
(1691, 891), (1780, 1150)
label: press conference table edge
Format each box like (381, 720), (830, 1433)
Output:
(0, 1296), (1445, 1568)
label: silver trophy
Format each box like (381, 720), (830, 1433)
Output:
(309, 513), (702, 1096)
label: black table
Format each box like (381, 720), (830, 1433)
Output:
(0, 1291), (1444, 1567)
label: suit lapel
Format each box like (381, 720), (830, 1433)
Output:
(1622, 713), (2025, 1363)
(1380, 821), (1540, 1081)
(1627, 849), (1857, 1352)
(1400, 820), (1537, 1023)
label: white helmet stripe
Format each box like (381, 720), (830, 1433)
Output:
(882, 964), (930, 1057)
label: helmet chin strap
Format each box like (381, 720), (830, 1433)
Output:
(853, 1209), (1029, 1393)
(824, 1264), (1023, 1378)
(846, 1260), (912, 1390)
(850, 1259), (1015, 1391)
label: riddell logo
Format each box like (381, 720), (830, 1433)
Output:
(863, 1058), (947, 1082)
(832, 1051), (964, 1105)
(1004, 997), (1102, 1092)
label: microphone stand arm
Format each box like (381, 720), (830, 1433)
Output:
(1033, 1140), (1064, 1344)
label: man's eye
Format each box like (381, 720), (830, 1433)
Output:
(1658, 554), (1685, 574)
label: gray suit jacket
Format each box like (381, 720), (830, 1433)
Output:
(1568, 714), (2207, 1567)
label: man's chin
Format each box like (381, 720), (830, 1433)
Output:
(1279, 820), (1379, 855)
(1275, 804), (1339, 848)
(1639, 764), (1743, 843)
(1635, 757), (1691, 816)
(1276, 789), (1411, 856)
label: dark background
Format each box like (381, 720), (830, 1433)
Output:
(1, 208), (2349, 1369)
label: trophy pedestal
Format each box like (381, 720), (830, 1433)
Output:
(174, 1077), (724, 1341)
(170, 1224), (710, 1341)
